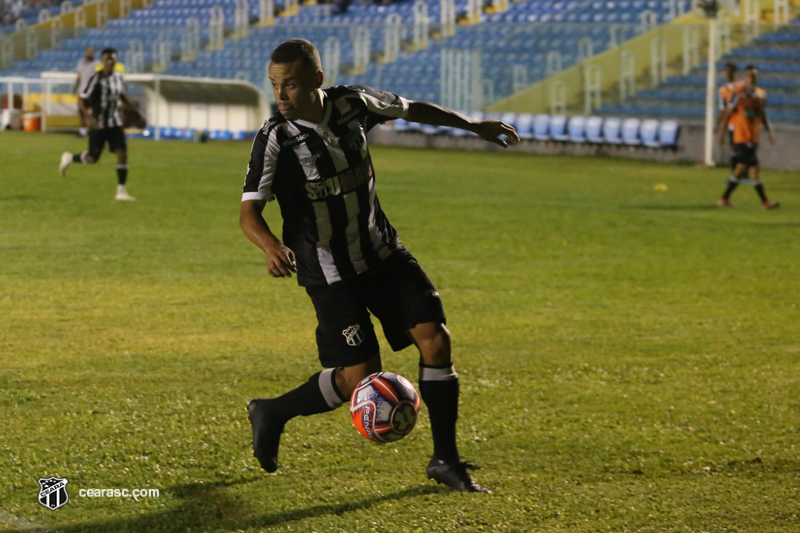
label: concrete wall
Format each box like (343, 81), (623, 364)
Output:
(370, 123), (800, 171)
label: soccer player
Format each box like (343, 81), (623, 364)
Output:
(240, 39), (519, 492)
(714, 62), (741, 167)
(73, 47), (99, 137)
(717, 65), (778, 210)
(59, 48), (138, 201)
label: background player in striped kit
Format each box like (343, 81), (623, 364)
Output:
(59, 48), (139, 201)
(241, 39), (519, 493)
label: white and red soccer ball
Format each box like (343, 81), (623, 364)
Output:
(350, 372), (420, 443)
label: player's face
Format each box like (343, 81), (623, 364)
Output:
(101, 53), (116, 74)
(268, 60), (323, 121)
(745, 70), (757, 89)
(85, 47), (94, 61)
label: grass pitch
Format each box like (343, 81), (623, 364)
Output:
(1, 130), (799, 532)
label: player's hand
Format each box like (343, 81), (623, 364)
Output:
(768, 132), (775, 145)
(475, 120), (520, 148)
(86, 117), (98, 129)
(265, 244), (297, 278)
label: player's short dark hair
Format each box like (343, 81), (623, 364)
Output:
(101, 47), (117, 58)
(271, 39), (322, 72)
(724, 62), (737, 72)
(744, 64), (758, 73)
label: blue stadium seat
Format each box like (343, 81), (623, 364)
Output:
(500, 112), (517, 128)
(622, 118), (641, 145)
(585, 116), (604, 143)
(515, 113), (534, 140)
(658, 120), (681, 148)
(420, 123), (440, 135)
(603, 117), (622, 144)
(550, 115), (569, 141)
(533, 114), (550, 141)
(640, 119), (660, 148)
(567, 116), (587, 143)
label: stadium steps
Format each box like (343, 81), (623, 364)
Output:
(607, 23), (800, 124)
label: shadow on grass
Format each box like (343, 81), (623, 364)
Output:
(12, 479), (448, 533)
(619, 205), (720, 211)
(0, 195), (36, 202)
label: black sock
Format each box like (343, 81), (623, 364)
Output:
(72, 153), (82, 163)
(269, 369), (345, 425)
(116, 164), (128, 186)
(754, 183), (767, 202)
(419, 364), (460, 464)
(722, 181), (738, 200)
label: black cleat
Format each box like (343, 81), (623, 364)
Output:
(247, 399), (284, 473)
(426, 457), (491, 493)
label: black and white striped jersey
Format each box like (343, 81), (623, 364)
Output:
(78, 70), (126, 129)
(242, 85), (410, 287)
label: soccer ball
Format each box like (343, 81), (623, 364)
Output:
(350, 372), (420, 443)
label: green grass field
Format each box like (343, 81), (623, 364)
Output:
(1, 130), (798, 532)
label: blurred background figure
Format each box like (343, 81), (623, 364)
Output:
(74, 47), (99, 137)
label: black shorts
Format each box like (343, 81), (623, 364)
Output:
(732, 142), (758, 169)
(305, 250), (446, 368)
(88, 126), (127, 159)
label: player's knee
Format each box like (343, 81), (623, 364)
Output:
(416, 324), (451, 365)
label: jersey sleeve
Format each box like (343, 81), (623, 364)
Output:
(78, 72), (98, 99)
(348, 85), (409, 129)
(242, 123), (280, 202)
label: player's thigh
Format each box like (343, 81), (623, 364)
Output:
(305, 282), (380, 369)
(367, 251), (446, 352)
(108, 127), (128, 154)
(87, 129), (107, 160)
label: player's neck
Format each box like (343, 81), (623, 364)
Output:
(299, 90), (326, 124)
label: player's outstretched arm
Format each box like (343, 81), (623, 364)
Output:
(716, 107), (733, 148)
(240, 200), (297, 278)
(404, 100), (520, 148)
(78, 97), (97, 129)
(761, 111), (775, 144)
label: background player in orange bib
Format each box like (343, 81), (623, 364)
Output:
(717, 65), (779, 210)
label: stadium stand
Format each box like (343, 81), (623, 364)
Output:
(1, 0), (796, 145)
(599, 24), (800, 124)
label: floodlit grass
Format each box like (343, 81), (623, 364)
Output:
(1, 130), (799, 532)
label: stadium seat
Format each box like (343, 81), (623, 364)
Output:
(533, 114), (550, 141)
(585, 116), (604, 143)
(420, 123), (440, 135)
(550, 115), (569, 141)
(500, 112), (517, 128)
(515, 113), (534, 140)
(567, 116), (587, 143)
(640, 119), (660, 148)
(603, 117), (622, 144)
(658, 120), (681, 149)
(392, 118), (411, 132)
(622, 118), (641, 145)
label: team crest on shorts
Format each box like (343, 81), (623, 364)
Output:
(342, 324), (364, 347)
(37, 476), (69, 510)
